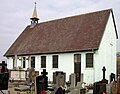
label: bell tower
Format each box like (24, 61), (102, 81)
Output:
(30, 2), (39, 27)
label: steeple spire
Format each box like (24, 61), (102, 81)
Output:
(30, 2), (39, 27)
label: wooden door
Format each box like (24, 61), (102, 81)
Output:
(74, 54), (81, 84)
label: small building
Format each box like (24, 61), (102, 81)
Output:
(4, 6), (118, 84)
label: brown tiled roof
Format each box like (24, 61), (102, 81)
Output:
(4, 9), (117, 56)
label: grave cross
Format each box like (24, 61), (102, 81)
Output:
(102, 66), (106, 80)
(1, 61), (7, 73)
(41, 69), (48, 77)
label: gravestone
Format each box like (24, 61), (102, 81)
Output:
(77, 82), (82, 94)
(53, 71), (66, 87)
(106, 84), (110, 94)
(35, 69), (48, 94)
(110, 81), (117, 94)
(41, 69), (48, 89)
(0, 72), (9, 90)
(69, 82), (84, 94)
(110, 73), (115, 83)
(93, 66), (108, 94)
(117, 76), (120, 94)
(0, 62), (9, 91)
(69, 73), (76, 87)
(9, 69), (26, 81)
(81, 73), (84, 82)
(26, 68), (39, 85)
(54, 87), (65, 94)
(26, 67), (35, 84)
(0, 61), (7, 73)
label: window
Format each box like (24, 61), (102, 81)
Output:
(86, 53), (93, 68)
(52, 55), (58, 68)
(23, 57), (26, 68)
(41, 56), (46, 68)
(74, 54), (81, 63)
(31, 57), (35, 68)
(74, 54), (81, 72)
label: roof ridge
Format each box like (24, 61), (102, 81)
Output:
(36, 9), (112, 25)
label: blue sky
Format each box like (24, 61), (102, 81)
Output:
(0, 0), (120, 61)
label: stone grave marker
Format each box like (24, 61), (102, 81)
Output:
(0, 72), (9, 90)
(41, 69), (48, 89)
(9, 68), (26, 81)
(10, 70), (19, 80)
(69, 82), (84, 94)
(56, 73), (65, 87)
(117, 76), (120, 94)
(0, 62), (9, 91)
(0, 61), (8, 73)
(53, 71), (66, 87)
(35, 69), (48, 94)
(93, 66), (108, 94)
(19, 70), (26, 80)
(110, 80), (117, 94)
(1, 61), (7, 73)
(69, 73), (76, 87)
(76, 82), (82, 94)
(26, 67), (35, 84)
(81, 73), (84, 82)
(110, 73), (115, 83)
(106, 84), (110, 94)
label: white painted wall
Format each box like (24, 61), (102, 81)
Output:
(81, 52), (94, 84)
(36, 53), (74, 81)
(94, 12), (117, 82)
(35, 52), (95, 82)
(7, 52), (94, 83)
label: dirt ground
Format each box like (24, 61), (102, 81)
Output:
(8, 87), (35, 94)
